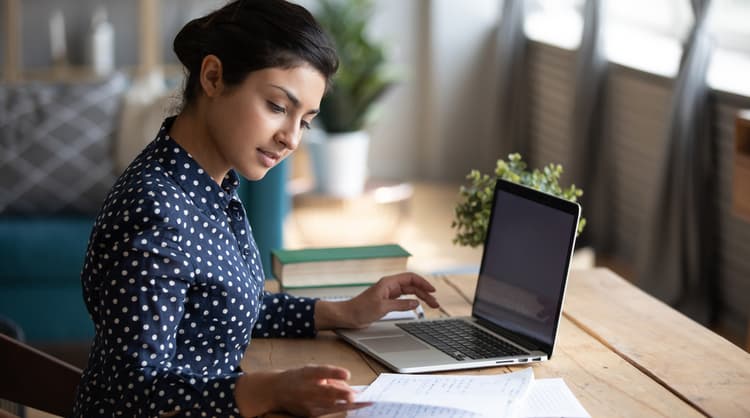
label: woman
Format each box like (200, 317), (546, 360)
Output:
(72, 1), (439, 417)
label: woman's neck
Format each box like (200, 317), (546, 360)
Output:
(168, 107), (229, 186)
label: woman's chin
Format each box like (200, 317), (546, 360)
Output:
(237, 166), (269, 181)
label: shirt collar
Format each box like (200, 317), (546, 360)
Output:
(151, 116), (240, 212)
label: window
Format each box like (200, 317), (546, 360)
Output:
(524, 0), (584, 50)
(709, 0), (750, 54)
(604, 0), (692, 77)
(707, 0), (750, 95)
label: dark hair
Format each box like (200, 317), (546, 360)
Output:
(173, 0), (339, 108)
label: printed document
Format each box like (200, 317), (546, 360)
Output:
(347, 371), (590, 418)
(350, 368), (534, 418)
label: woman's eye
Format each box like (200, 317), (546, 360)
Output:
(268, 101), (286, 114)
(301, 120), (312, 130)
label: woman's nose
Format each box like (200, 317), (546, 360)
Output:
(276, 123), (301, 151)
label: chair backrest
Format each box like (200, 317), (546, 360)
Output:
(0, 333), (82, 417)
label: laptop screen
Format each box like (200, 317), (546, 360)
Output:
(472, 179), (580, 352)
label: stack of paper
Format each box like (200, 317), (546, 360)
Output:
(349, 368), (590, 418)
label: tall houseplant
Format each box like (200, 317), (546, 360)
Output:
(452, 153), (587, 247)
(309, 0), (396, 197)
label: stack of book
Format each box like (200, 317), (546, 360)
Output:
(271, 244), (411, 298)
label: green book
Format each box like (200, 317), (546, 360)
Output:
(271, 244), (411, 288)
(282, 283), (373, 299)
(272, 244), (410, 264)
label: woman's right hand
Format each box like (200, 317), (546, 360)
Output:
(235, 365), (364, 417)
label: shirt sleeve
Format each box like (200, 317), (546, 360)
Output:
(252, 291), (318, 338)
(96, 207), (242, 417)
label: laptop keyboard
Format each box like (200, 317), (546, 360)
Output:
(397, 319), (526, 361)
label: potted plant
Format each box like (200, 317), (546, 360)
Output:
(452, 153), (587, 247)
(308, 0), (396, 197)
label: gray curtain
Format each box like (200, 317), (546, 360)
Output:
(569, 0), (612, 250)
(636, 0), (717, 325)
(495, 0), (529, 158)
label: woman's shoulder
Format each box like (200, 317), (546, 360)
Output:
(98, 164), (193, 231)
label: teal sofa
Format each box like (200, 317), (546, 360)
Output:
(0, 163), (288, 343)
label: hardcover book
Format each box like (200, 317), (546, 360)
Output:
(271, 244), (411, 290)
(281, 284), (373, 299)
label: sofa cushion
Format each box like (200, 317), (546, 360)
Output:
(0, 286), (94, 342)
(0, 216), (92, 286)
(0, 73), (128, 215)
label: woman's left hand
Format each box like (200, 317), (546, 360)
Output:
(315, 273), (440, 330)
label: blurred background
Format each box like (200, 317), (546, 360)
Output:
(1, 0), (749, 406)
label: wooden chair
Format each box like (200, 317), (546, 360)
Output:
(0, 333), (82, 417)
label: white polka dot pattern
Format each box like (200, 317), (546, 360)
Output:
(72, 117), (318, 417)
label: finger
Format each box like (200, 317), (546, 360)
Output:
(323, 379), (357, 401)
(385, 298), (420, 312)
(395, 273), (436, 292)
(380, 273), (435, 294)
(409, 273), (437, 292)
(394, 275), (438, 299)
(304, 365), (351, 381)
(398, 285), (440, 308)
(315, 381), (357, 406)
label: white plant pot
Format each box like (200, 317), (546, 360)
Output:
(307, 130), (370, 197)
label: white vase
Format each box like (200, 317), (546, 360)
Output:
(307, 130), (370, 197)
(88, 6), (114, 76)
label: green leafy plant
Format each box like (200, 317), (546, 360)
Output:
(315, 0), (396, 133)
(452, 153), (587, 247)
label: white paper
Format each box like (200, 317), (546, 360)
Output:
(518, 379), (590, 418)
(348, 402), (486, 418)
(380, 304), (424, 321)
(350, 368), (534, 418)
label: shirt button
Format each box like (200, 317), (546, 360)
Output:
(242, 248), (250, 257)
(229, 203), (243, 221)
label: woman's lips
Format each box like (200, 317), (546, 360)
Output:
(258, 148), (281, 168)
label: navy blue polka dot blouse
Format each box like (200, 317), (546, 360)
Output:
(73, 117), (317, 417)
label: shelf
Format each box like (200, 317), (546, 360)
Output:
(2, 0), (165, 83)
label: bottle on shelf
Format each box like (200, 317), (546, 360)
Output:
(88, 5), (115, 76)
(49, 9), (69, 69)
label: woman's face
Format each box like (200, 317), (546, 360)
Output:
(205, 63), (326, 181)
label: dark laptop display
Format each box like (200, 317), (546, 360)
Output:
(473, 180), (580, 355)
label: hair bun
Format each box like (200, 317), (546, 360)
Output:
(173, 16), (208, 70)
(172, 0), (338, 110)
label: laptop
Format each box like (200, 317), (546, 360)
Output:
(335, 178), (581, 373)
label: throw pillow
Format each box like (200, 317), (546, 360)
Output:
(0, 73), (128, 215)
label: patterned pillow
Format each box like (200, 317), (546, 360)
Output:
(0, 73), (128, 215)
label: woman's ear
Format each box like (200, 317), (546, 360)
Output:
(199, 54), (224, 98)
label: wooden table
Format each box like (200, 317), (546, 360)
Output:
(244, 268), (750, 417)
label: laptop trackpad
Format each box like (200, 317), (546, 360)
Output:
(362, 335), (429, 353)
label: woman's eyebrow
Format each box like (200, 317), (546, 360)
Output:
(269, 84), (320, 115)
